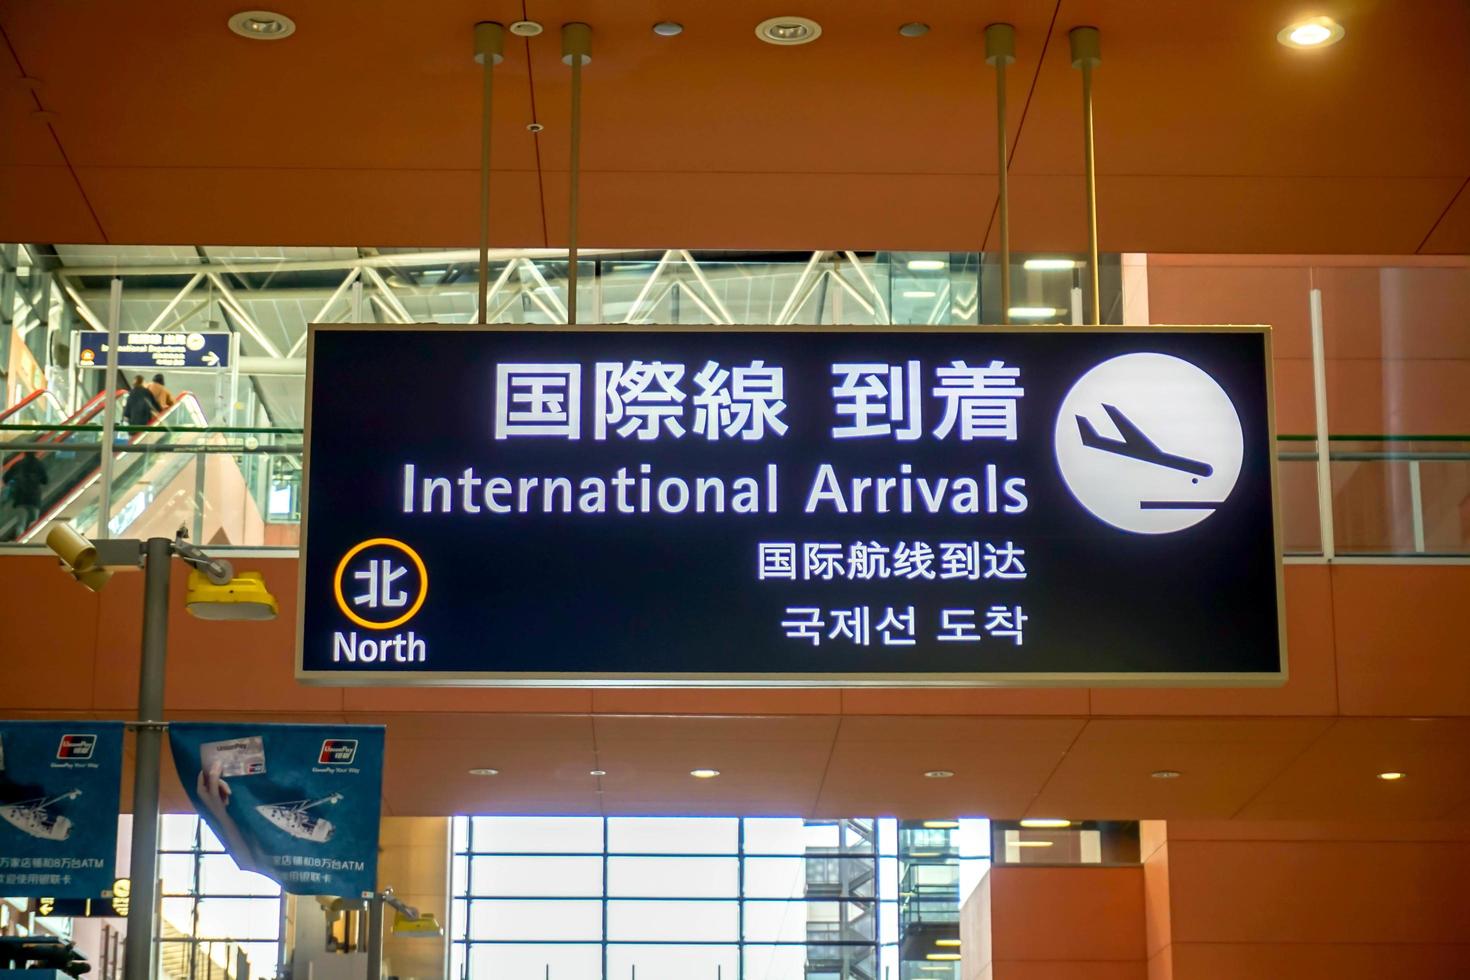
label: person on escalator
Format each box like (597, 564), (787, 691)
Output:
(146, 373), (175, 414)
(122, 374), (161, 430)
(2, 451), (48, 532)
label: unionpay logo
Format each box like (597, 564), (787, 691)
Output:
(318, 739), (359, 765)
(56, 734), (97, 760)
(1055, 352), (1244, 534)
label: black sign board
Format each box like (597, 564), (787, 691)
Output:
(298, 326), (1284, 685)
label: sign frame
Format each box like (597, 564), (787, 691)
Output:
(295, 322), (1285, 688)
(74, 328), (233, 371)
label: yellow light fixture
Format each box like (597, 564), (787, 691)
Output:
(690, 768), (721, 779)
(935, 938), (961, 947)
(1008, 306), (1059, 319)
(907, 259), (947, 271)
(185, 569), (279, 620)
(908, 851), (942, 858)
(1377, 771), (1406, 781)
(1022, 258), (1077, 270)
(926, 953), (962, 961)
(392, 910), (444, 937)
(922, 820), (960, 829)
(1012, 840), (1054, 848)
(1277, 16), (1344, 48)
(1019, 818), (1072, 829)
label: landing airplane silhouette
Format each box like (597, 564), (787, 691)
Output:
(1076, 404), (1214, 478)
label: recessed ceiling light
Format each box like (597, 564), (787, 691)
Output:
(922, 820), (960, 829)
(926, 953), (962, 961)
(934, 938), (962, 947)
(227, 10), (296, 40)
(923, 770), (955, 779)
(1377, 771), (1406, 781)
(903, 290), (938, 299)
(1151, 769), (1182, 780)
(589, 769), (608, 777)
(653, 22), (683, 37)
(1013, 840), (1055, 848)
(690, 768), (721, 778)
(906, 259), (946, 271)
(1277, 16), (1344, 48)
(756, 16), (822, 46)
(899, 23), (930, 38)
(509, 20), (544, 37)
(1008, 306), (1059, 318)
(467, 768), (500, 776)
(1022, 258), (1078, 271)
(1019, 818), (1072, 829)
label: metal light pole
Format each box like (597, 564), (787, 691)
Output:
(123, 536), (172, 980)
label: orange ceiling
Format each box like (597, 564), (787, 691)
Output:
(0, 0), (1466, 252)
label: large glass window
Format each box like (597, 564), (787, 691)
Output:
(158, 814), (284, 979)
(452, 816), (925, 980)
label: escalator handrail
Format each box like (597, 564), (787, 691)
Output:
(0, 388), (54, 423)
(2, 389), (126, 474)
(16, 391), (209, 540)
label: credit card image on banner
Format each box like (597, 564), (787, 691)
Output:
(200, 737), (267, 778)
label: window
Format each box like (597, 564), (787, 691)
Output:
(158, 815), (284, 979)
(451, 817), (913, 980)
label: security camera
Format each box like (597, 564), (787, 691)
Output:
(45, 524), (112, 593)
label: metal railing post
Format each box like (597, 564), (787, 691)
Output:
(97, 277), (123, 537)
(1308, 287), (1336, 559)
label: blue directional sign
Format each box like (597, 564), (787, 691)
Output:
(0, 721), (124, 898)
(77, 330), (231, 370)
(298, 326), (1284, 686)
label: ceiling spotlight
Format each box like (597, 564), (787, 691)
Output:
(906, 259), (947, 271)
(899, 23), (930, 38)
(690, 768), (721, 779)
(1019, 818), (1072, 829)
(653, 22), (683, 37)
(923, 770), (955, 779)
(228, 10), (296, 39)
(468, 768), (500, 776)
(510, 20), (544, 37)
(527, 122), (545, 133)
(1151, 769), (1182, 780)
(1377, 771), (1406, 781)
(1008, 306), (1059, 319)
(756, 16), (822, 46)
(589, 769), (608, 777)
(1277, 16), (1344, 48)
(1022, 258), (1078, 271)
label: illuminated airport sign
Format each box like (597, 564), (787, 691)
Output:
(77, 330), (231, 370)
(298, 325), (1283, 685)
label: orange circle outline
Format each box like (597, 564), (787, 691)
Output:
(332, 537), (428, 630)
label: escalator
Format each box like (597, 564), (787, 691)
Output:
(0, 389), (122, 542)
(0, 391), (211, 542)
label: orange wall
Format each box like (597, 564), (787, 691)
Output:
(962, 865), (1147, 980)
(1143, 820), (1470, 980)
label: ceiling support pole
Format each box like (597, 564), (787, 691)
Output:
(1070, 26), (1102, 325)
(474, 22), (505, 325)
(985, 24), (1016, 324)
(562, 23), (592, 325)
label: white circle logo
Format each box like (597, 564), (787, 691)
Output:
(1054, 352), (1243, 534)
(185, 332), (206, 351)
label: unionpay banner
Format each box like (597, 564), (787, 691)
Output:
(299, 325), (1284, 685)
(168, 723), (384, 896)
(0, 721), (123, 898)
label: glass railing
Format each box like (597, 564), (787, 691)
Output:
(2, 425), (1466, 555)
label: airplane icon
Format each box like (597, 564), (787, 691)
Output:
(1076, 404), (1213, 478)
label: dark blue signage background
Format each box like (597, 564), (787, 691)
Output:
(78, 330), (230, 370)
(300, 327), (1281, 683)
(0, 721), (123, 898)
